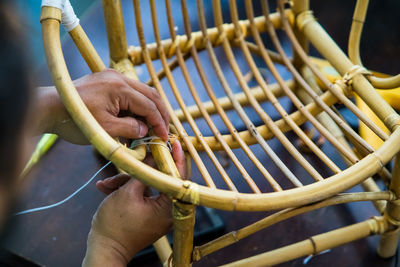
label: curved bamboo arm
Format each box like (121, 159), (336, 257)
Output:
(348, 0), (400, 89)
(40, 6), (400, 212)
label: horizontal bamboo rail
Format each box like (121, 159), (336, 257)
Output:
(174, 80), (295, 121)
(220, 216), (388, 266)
(127, 10), (294, 65)
(193, 191), (394, 261)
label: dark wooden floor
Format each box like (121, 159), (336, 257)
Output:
(3, 1), (400, 266)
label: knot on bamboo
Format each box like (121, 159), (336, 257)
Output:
(110, 58), (138, 80)
(369, 216), (388, 235)
(167, 36), (180, 57)
(334, 65), (371, 97)
(176, 181), (200, 205)
(215, 31), (227, 46)
(296, 10), (315, 31)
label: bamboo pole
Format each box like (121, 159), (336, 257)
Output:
(220, 217), (388, 267)
(193, 191), (394, 261)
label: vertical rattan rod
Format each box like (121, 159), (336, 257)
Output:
(277, 2), (388, 142)
(68, 25), (106, 72)
(102, 0), (129, 64)
(235, 0), (341, 174)
(148, 0), (238, 192)
(292, 3), (400, 131)
(213, 0), (320, 183)
(163, 0), (264, 193)
(197, 0), (301, 186)
(378, 154), (400, 257)
(133, 0), (216, 189)
(178, 0), (283, 191)
(291, 0), (309, 69)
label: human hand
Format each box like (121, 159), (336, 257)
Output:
(37, 69), (169, 144)
(83, 141), (185, 266)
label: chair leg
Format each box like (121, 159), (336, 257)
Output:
(378, 154), (400, 258)
(172, 201), (196, 267)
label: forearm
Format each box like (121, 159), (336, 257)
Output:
(83, 230), (132, 267)
(34, 86), (68, 135)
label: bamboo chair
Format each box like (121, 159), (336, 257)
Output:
(40, 0), (400, 266)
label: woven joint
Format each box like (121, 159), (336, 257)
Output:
(176, 181), (200, 205)
(334, 65), (371, 97)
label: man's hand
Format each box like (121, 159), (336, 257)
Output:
(83, 141), (185, 266)
(37, 69), (170, 144)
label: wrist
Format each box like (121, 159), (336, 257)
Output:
(83, 229), (135, 267)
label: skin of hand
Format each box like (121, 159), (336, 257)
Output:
(83, 140), (186, 266)
(36, 69), (170, 144)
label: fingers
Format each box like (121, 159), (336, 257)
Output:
(96, 174), (131, 195)
(172, 140), (186, 179)
(120, 88), (169, 141)
(105, 115), (148, 140)
(120, 75), (170, 129)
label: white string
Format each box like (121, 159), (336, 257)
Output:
(13, 136), (172, 216)
(14, 161), (112, 216)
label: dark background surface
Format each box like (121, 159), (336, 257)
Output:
(2, 0), (400, 266)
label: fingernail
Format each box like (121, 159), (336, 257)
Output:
(139, 122), (148, 138)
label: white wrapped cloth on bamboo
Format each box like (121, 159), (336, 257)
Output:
(41, 0), (79, 32)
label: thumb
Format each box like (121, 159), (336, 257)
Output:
(106, 116), (148, 139)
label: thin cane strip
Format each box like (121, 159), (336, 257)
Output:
(197, 0), (301, 187)
(277, 2), (389, 141)
(175, 1), (280, 194)
(247, 1), (359, 167)
(126, 11), (292, 65)
(212, 0), (321, 183)
(149, 0), (239, 192)
(232, 41), (286, 65)
(133, 0), (216, 188)
(192, 191), (394, 261)
(186, 1), (284, 192)
(267, 2), (376, 156)
(163, 0), (263, 193)
(145, 53), (191, 87)
(231, 0), (340, 174)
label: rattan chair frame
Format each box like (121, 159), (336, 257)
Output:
(40, 0), (400, 265)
